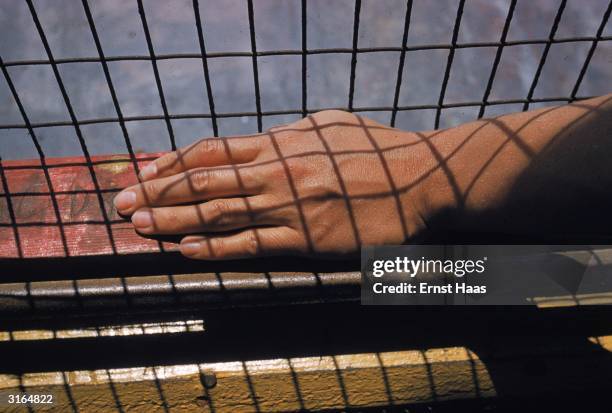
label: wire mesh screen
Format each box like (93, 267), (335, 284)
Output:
(0, 0), (611, 260)
(0, 0), (610, 161)
(1, 3), (611, 409)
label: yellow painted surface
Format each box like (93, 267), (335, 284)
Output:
(0, 348), (495, 412)
(95, 155), (131, 175)
(0, 320), (205, 342)
(1, 330), (610, 412)
(531, 292), (612, 307)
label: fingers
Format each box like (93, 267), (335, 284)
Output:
(114, 166), (261, 215)
(139, 136), (262, 181)
(131, 196), (281, 235)
(179, 226), (304, 260)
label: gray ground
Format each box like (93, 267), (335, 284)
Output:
(0, 0), (610, 159)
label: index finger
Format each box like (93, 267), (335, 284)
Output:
(139, 135), (263, 181)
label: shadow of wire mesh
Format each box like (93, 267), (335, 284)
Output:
(0, 0), (610, 258)
(1, 4), (611, 412)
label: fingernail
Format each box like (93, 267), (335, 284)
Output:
(139, 163), (157, 180)
(180, 242), (201, 256)
(113, 191), (136, 211)
(132, 210), (153, 228)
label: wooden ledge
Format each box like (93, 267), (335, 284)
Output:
(1, 336), (611, 412)
(0, 153), (169, 259)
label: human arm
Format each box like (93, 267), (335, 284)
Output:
(113, 93), (612, 259)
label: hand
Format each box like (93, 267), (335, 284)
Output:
(112, 95), (612, 258)
(113, 110), (431, 259)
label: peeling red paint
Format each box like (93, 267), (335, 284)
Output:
(0, 152), (177, 258)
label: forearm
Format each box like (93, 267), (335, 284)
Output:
(405, 93), (612, 240)
(114, 94), (612, 259)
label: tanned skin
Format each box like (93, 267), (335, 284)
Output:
(113, 94), (612, 260)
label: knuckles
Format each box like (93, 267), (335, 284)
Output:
(205, 200), (231, 227)
(209, 237), (224, 258)
(263, 157), (313, 184)
(142, 180), (160, 202)
(285, 158), (311, 181)
(207, 233), (260, 259)
(243, 230), (260, 256)
(195, 138), (224, 159)
(309, 109), (355, 124)
(188, 168), (211, 193)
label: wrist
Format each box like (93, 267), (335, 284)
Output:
(378, 129), (444, 241)
(390, 128), (463, 239)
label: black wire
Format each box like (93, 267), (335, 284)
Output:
(247, 0), (263, 133)
(348, 0), (362, 111)
(0, 96), (594, 131)
(81, 0), (140, 175)
(390, 0), (414, 127)
(86, 0), (166, 262)
(0, 158), (24, 258)
(569, 0), (612, 101)
(192, 0), (219, 136)
(522, 0), (567, 111)
(0, 220), (127, 228)
(301, 0), (308, 118)
(0, 2), (606, 137)
(478, 0), (517, 119)
(26, 0), (116, 254)
(435, 0), (466, 129)
(1, 37), (610, 68)
(136, 0), (176, 150)
(0, 55), (69, 258)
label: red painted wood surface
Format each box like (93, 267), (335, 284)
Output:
(0, 152), (180, 258)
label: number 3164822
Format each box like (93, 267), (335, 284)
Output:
(8, 393), (54, 404)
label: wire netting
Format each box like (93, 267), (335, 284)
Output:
(1, 0), (610, 159)
(0, 0), (611, 259)
(0, 4), (612, 403)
